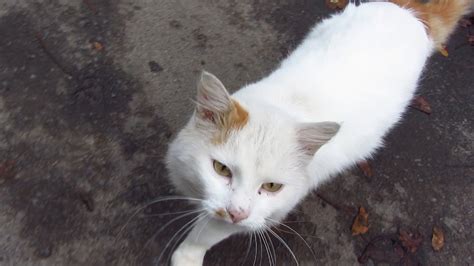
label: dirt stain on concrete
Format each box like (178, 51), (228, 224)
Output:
(0, 1), (173, 264)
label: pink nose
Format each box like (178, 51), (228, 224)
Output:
(227, 207), (249, 223)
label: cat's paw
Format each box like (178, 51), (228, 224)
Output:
(171, 244), (206, 266)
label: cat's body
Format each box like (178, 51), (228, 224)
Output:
(166, 1), (470, 265)
(234, 3), (432, 186)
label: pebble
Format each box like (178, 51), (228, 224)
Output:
(35, 245), (52, 258)
(148, 61), (163, 73)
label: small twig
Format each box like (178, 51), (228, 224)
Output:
(34, 33), (75, 78)
(273, 226), (320, 239)
(358, 234), (370, 244)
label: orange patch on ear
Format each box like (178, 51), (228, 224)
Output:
(228, 100), (249, 129)
(212, 99), (249, 144)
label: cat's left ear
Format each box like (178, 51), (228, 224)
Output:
(194, 71), (248, 135)
(297, 122), (340, 156)
(196, 71), (233, 116)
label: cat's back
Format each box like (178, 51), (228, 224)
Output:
(283, 2), (432, 74)
(234, 2), (435, 185)
(238, 2), (433, 123)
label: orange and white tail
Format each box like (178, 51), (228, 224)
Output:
(390, 0), (472, 48)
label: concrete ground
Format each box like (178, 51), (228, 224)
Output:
(0, 0), (472, 265)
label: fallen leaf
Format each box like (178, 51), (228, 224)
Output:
(432, 225), (445, 251)
(92, 41), (104, 51)
(358, 235), (402, 264)
(352, 206), (369, 235)
(0, 160), (16, 181)
(325, 0), (348, 10)
(399, 228), (423, 253)
(410, 96), (432, 114)
(438, 46), (449, 57)
(357, 160), (373, 177)
(358, 234), (421, 265)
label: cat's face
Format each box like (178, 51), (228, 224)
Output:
(166, 72), (339, 231)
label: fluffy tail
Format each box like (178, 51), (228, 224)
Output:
(390, 0), (472, 48)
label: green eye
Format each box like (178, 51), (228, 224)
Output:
(261, 182), (283, 193)
(213, 160), (232, 178)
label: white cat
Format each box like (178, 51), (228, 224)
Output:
(165, 1), (470, 265)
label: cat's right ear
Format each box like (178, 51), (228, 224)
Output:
(297, 122), (340, 156)
(195, 71), (233, 123)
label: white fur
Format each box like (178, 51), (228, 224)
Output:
(166, 3), (433, 265)
(235, 3), (432, 186)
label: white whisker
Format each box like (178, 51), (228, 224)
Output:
(258, 231), (263, 266)
(263, 230), (276, 266)
(156, 213), (206, 264)
(266, 217), (317, 262)
(242, 233), (253, 265)
(194, 215), (211, 242)
(145, 209), (205, 247)
(167, 214), (209, 263)
(145, 196), (205, 205)
(144, 209), (202, 217)
(259, 229), (272, 266)
(252, 232), (258, 266)
(117, 196), (204, 237)
(266, 226), (299, 266)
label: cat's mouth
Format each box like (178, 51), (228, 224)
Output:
(213, 208), (233, 224)
(211, 208), (266, 231)
(215, 208), (227, 219)
(212, 208), (249, 226)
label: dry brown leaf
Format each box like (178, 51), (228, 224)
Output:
(0, 160), (16, 181)
(352, 206), (369, 235)
(399, 228), (423, 253)
(432, 226), (445, 251)
(358, 235), (403, 264)
(92, 41), (104, 51)
(326, 0), (349, 10)
(410, 96), (432, 115)
(438, 46), (449, 57)
(358, 234), (420, 265)
(357, 160), (373, 178)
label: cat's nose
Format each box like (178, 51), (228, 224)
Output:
(227, 207), (249, 223)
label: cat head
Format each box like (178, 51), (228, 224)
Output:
(166, 71), (339, 230)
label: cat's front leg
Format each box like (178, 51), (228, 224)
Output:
(171, 218), (240, 266)
(170, 242), (206, 266)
